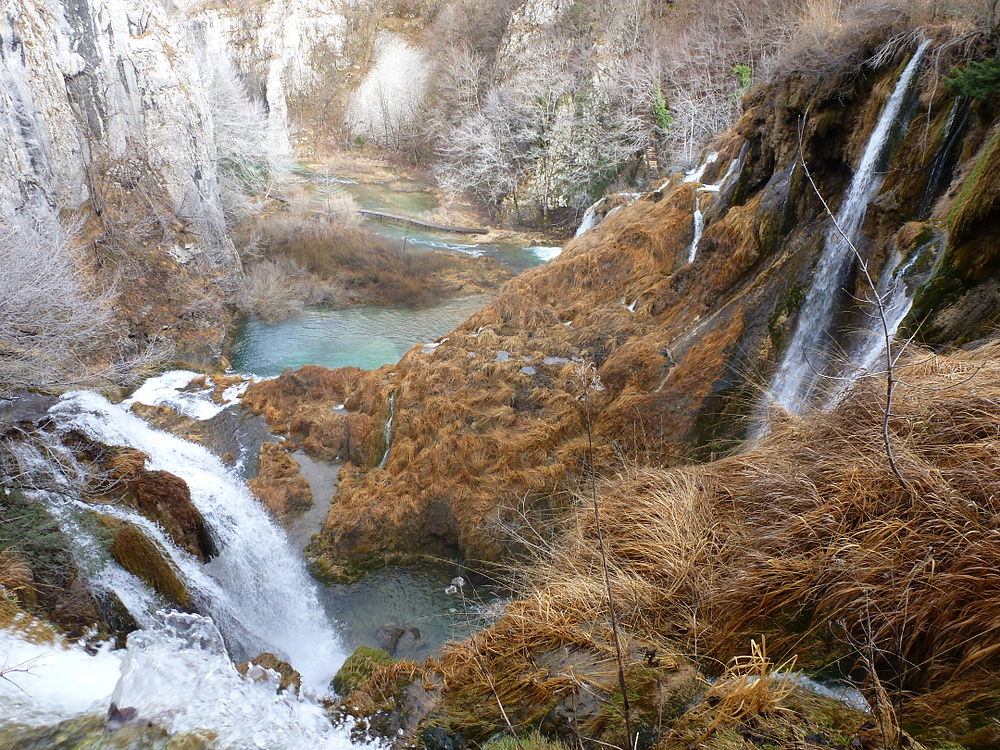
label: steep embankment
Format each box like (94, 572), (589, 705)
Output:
(1, 0), (241, 369)
(243, 28), (1000, 581)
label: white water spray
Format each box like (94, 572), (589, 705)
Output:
(766, 41), (931, 413)
(47, 391), (345, 692)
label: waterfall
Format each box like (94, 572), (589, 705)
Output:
(765, 41), (931, 413)
(0, 388), (375, 747)
(45, 391), (345, 691)
(0, 612), (362, 748)
(688, 193), (705, 263)
(378, 391), (397, 469)
(574, 202), (600, 237)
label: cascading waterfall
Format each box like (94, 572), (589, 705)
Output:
(46, 390), (345, 690)
(378, 391), (397, 469)
(826, 233), (945, 407)
(0, 388), (366, 747)
(765, 41), (931, 413)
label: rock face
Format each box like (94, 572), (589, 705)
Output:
(242, 35), (1000, 579)
(1, 0), (241, 366)
(178, 0), (364, 152)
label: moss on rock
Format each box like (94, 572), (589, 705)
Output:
(107, 520), (191, 610)
(332, 646), (396, 695)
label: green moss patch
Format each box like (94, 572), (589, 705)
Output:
(332, 646), (396, 695)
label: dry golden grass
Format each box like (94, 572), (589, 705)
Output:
(433, 342), (1000, 737)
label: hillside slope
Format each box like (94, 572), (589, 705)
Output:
(244, 25), (1000, 581)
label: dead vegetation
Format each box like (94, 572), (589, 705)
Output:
(235, 203), (511, 319)
(411, 342), (1000, 747)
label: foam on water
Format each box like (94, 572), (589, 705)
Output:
(124, 370), (250, 421)
(0, 629), (122, 727)
(529, 246), (562, 262)
(0, 614), (370, 749)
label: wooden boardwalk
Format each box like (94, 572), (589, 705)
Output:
(358, 209), (489, 235)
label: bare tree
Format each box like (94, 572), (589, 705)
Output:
(0, 217), (163, 392)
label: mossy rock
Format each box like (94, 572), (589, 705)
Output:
(107, 520), (191, 610)
(0, 714), (214, 748)
(483, 731), (562, 750)
(331, 646), (395, 695)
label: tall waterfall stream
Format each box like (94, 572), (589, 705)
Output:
(766, 40), (932, 414)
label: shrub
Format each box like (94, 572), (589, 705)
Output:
(0, 219), (111, 390)
(945, 57), (1000, 99)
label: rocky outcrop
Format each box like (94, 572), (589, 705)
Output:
(240, 33), (1000, 580)
(81, 445), (215, 561)
(248, 442), (312, 521)
(2, 0), (242, 367)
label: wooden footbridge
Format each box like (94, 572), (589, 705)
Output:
(357, 209), (489, 235)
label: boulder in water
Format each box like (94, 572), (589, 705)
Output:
(237, 652), (302, 694)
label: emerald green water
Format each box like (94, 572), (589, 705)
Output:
(230, 295), (489, 377)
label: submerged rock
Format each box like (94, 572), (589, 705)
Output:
(376, 622), (423, 658)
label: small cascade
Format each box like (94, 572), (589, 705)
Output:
(378, 391), (397, 469)
(683, 149), (745, 264)
(124, 370), (251, 420)
(689, 193), (705, 263)
(827, 233), (946, 407)
(574, 202), (600, 237)
(46, 391), (345, 692)
(766, 41), (931, 413)
(683, 152), (719, 184)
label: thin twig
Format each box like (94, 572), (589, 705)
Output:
(797, 114), (911, 493)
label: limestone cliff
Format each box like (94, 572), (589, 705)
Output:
(179, 0), (374, 153)
(1, 0), (244, 368)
